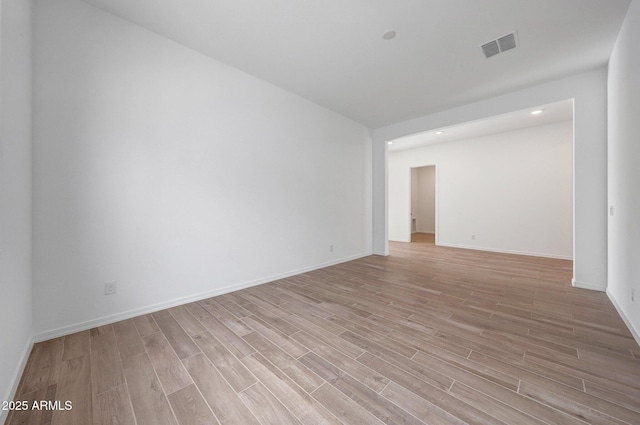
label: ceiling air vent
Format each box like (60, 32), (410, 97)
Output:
(481, 32), (517, 58)
(481, 40), (500, 58)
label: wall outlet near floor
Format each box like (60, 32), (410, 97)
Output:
(632, 288), (635, 302)
(104, 280), (117, 295)
(329, 244), (334, 252)
(471, 234), (476, 240)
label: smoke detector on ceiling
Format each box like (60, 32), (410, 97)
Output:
(481, 32), (518, 58)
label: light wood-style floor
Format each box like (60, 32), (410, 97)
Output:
(7, 233), (640, 425)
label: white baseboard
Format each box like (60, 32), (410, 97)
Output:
(571, 278), (606, 292)
(606, 288), (640, 347)
(1, 335), (34, 424)
(33, 252), (372, 342)
(437, 242), (573, 261)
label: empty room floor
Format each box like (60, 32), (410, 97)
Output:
(7, 236), (640, 424)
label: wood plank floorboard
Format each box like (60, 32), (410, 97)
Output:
(7, 233), (640, 425)
(92, 385), (136, 425)
(168, 384), (220, 425)
(122, 352), (177, 425)
(51, 356), (91, 425)
(241, 353), (343, 425)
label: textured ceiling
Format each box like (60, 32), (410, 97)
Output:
(80, 0), (630, 128)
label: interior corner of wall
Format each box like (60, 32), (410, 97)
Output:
(606, 286), (640, 347)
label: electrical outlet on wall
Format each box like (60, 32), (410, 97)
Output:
(329, 244), (334, 252)
(104, 280), (117, 295)
(471, 235), (476, 240)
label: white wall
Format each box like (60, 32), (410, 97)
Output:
(32, 0), (372, 339)
(374, 68), (608, 290)
(607, 0), (640, 343)
(389, 122), (573, 259)
(416, 166), (436, 234)
(0, 0), (33, 418)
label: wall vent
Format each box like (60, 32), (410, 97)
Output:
(481, 32), (517, 58)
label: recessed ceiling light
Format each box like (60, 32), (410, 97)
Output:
(531, 110), (543, 115)
(382, 30), (396, 40)
(387, 141), (394, 145)
(436, 131), (444, 135)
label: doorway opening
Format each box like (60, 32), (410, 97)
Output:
(410, 165), (436, 243)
